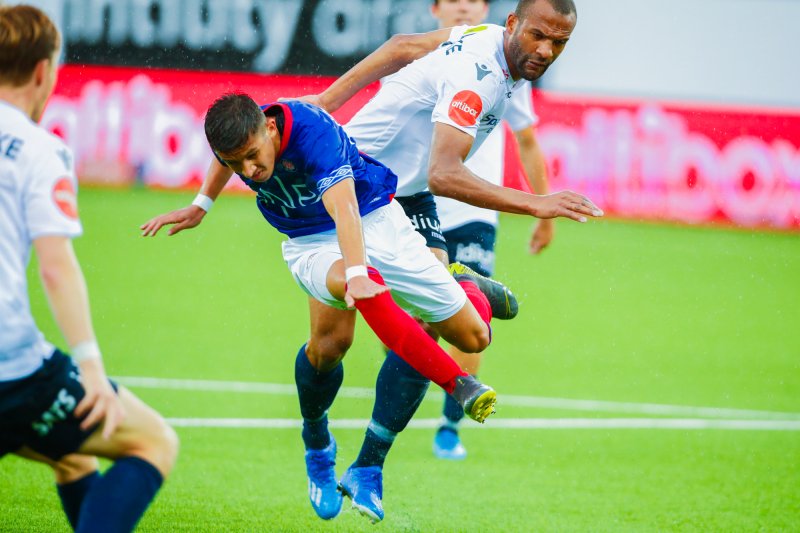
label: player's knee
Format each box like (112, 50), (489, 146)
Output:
(456, 327), (491, 354)
(124, 415), (179, 479)
(307, 333), (353, 370)
(158, 423), (180, 477)
(142, 418), (179, 478)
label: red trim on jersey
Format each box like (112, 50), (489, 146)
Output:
(262, 102), (294, 159)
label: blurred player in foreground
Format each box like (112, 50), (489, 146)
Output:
(428, 0), (554, 460)
(141, 93), (509, 523)
(0, 5), (178, 533)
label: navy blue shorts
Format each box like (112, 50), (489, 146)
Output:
(0, 350), (117, 461)
(395, 192), (448, 252)
(443, 221), (497, 278)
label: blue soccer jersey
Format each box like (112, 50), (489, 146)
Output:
(218, 101), (397, 238)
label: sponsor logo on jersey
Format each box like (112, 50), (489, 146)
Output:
(449, 90), (483, 127)
(52, 177), (79, 220)
(280, 159), (296, 171)
(475, 63), (491, 81)
(481, 114), (499, 128)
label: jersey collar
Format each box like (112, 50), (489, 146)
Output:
(498, 29), (523, 91)
(261, 102), (294, 159)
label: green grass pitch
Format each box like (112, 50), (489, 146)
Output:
(1, 187), (799, 531)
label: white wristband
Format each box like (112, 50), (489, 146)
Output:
(192, 193), (214, 212)
(71, 340), (102, 362)
(345, 265), (369, 282)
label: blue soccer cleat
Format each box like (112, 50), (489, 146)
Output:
(338, 465), (384, 523)
(305, 437), (343, 520)
(433, 426), (467, 460)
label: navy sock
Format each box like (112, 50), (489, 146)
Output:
(57, 471), (100, 529)
(75, 456), (163, 533)
(295, 344), (343, 450)
(353, 421), (396, 469)
(372, 350), (431, 433)
(351, 351), (430, 469)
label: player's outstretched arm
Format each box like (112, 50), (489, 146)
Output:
(140, 159), (233, 237)
(311, 28), (453, 113)
(34, 236), (125, 439)
(428, 123), (603, 222)
(513, 126), (554, 253)
(321, 179), (389, 308)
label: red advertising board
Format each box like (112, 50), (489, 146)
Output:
(43, 65), (378, 192)
(506, 92), (800, 229)
(44, 65), (800, 229)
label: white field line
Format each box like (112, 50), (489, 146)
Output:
(165, 417), (800, 431)
(116, 376), (800, 421)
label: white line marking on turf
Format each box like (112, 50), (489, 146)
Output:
(164, 417), (800, 431)
(116, 376), (800, 421)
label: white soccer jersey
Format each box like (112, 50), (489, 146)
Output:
(435, 84), (539, 231)
(345, 24), (526, 197)
(0, 101), (82, 381)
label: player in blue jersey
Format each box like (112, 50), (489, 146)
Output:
(0, 6), (178, 533)
(141, 93), (514, 523)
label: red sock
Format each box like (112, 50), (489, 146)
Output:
(353, 268), (466, 393)
(458, 280), (492, 324)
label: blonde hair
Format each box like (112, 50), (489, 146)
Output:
(0, 4), (60, 86)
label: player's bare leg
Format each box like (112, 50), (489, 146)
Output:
(429, 301), (492, 353)
(306, 298), (356, 371)
(77, 386), (178, 477)
(15, 449), (99, 484)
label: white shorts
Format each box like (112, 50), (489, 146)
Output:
(281, 201), (467, 323)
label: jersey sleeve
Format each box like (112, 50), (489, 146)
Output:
(300, 119), (355, 196)
(431, 45), (504, 138)
(504, 81), (539, 131)
(23, 140), (82, 240)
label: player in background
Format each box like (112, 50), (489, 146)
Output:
(141, 93), (513, 523)
(0, 6), (178, 533)
(428, 0), (553, 460)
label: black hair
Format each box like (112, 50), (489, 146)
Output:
(515, 0), (576, 18)
(204, 92), (265, 155)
